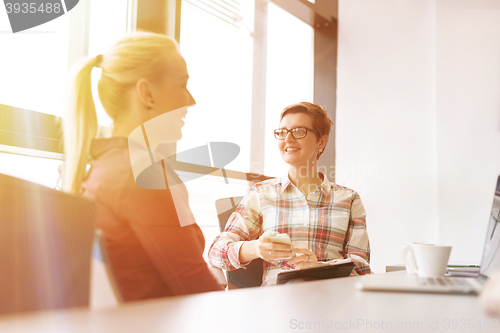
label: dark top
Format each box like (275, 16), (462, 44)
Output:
(82, 137), (222, 301)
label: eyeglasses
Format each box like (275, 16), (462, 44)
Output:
(274, 127), (320, 140)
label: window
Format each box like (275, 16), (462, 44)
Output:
(0, 9), (70, 117)
(264, 2), (314, 177)
(0, 151), (62, 188)
(178, 0), (254, 173)
(0, 5), (70, 187)
(0, 0), (133, 187)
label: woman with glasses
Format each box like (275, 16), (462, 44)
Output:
(209, 102), (371, 286)
(63, 32), (222, 301)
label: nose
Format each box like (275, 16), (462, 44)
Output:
(284, 131), (295, 142)
(188, 89), (196, 106)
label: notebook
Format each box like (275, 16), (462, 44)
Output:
(357, 175), (500, 295)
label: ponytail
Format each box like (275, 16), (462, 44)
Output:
(62, 55), (100, 193)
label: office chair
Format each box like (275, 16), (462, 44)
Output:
(90, 229), (124, 309)
(0, 173), (96, 314)
(215, 197), (263, 289)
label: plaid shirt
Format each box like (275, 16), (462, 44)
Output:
(208, 172), (371, 286)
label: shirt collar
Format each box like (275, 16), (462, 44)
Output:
(281, 174), (293, 192)
(319, 172), (332, 197)
(280, 171), (332, 197)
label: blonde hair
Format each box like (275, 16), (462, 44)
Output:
(280, 102), (334, 159)
(63, 32), (179, 193)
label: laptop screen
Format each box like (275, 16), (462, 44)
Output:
(479, 175), (500, 278)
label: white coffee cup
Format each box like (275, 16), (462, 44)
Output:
(402, 244), (452, 277)
(401, 243), (434, 274)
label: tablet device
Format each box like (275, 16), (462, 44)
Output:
(276, 262), (355, 285)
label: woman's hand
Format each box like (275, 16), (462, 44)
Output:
(239, 231), (294, 264)
(287, 248), (318, 269)
(255, 231), (294, 262)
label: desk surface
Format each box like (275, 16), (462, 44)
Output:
(0, 272), (498, 333)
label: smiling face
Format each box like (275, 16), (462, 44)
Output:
(147, 50), (196, 141)
(278, 112), (327, 168)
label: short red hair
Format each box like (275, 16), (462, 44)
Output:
(280, 102), (333, 159)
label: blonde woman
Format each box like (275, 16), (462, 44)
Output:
(63, 32), (222, 301)
(209, 102), (371, 286)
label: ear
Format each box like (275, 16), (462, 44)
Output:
(135, 78), (155, 110)
(318, 134), (328, 150)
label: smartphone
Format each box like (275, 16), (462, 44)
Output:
(269, 234), (295, 259)
(269, 233), (292, 246)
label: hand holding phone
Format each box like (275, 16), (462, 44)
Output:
(256, 231), (294, 261)
(268, 233), (294, 259)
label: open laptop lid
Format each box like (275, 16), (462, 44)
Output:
(0, 174), (96, 314)
(478, 175), (500, 279)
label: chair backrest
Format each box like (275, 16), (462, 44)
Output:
(90, 229), (123, 309)
(0, 174), (96, 314)
(215, 197), (263, 288)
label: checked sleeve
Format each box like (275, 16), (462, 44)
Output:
(208, 188), (263, 271)
(342, 192), (371, 276)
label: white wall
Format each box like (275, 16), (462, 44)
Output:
(337, 0), (500, 273)
(436, 0), (500, 263)
(337, 0), (438, 273)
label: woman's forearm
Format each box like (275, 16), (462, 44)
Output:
(239, 240), (260, 264)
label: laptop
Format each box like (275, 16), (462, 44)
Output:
(0, 174), (96, 314)
(357, 175), (500, 295)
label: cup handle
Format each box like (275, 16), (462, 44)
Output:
(402, 244), (419, 275)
